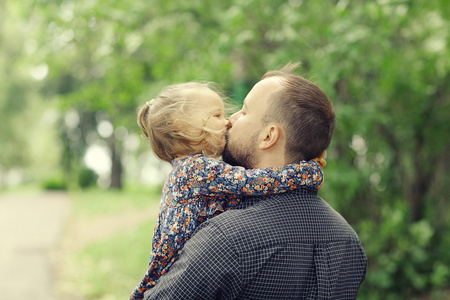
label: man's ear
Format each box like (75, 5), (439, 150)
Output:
(259, 125), (281, 150)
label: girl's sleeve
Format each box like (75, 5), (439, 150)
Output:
(187, 156), (323, 198)
(130, 203), (204, 300)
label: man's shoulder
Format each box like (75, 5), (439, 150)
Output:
(199, 189), (361, 246)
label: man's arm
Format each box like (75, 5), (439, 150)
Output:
(144, 220), (242, 300)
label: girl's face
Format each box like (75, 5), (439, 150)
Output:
(188, 87), (229, 152)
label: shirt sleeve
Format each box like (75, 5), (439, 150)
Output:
(185, 156), (324, 198)
(144, 221), (241, 300)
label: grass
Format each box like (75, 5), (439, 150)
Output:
(69, 220), (156, 299)
(68, 185), (162, 218)
(60, 185), (162, 300)
(0, 183), (44, 196)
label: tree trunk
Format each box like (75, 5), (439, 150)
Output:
(410, 129), (428, 222)
(109, 137), (122, 189)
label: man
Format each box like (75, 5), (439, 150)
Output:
(144, 62), (367, 299)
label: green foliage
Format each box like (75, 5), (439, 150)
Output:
(0, 2), (34, 170)
(77, 167), (98, 189)
(358, 206), (450, 299)
(42, 177), (67, 191)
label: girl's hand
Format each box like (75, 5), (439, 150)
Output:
(312, 151), (326, 189)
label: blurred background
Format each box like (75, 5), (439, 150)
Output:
(0, 0), (449, 299)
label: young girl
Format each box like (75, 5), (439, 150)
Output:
(130, 82), (324, 300)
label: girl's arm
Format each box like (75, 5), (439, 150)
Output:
(182, 155), (323, 198)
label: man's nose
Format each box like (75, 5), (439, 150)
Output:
(228, 111), (239, 125)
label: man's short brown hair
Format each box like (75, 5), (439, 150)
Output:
(262, 62), (335, 162)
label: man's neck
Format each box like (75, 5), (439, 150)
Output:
(254, 155), (286, 169)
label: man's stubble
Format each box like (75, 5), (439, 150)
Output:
(222, 129), (259, 169)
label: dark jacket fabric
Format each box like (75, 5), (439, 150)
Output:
(145, 189), (367, 300)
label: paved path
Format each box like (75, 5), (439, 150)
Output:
(0, 191), (70, 300)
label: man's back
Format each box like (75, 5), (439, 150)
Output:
(145, 189), (367, 300)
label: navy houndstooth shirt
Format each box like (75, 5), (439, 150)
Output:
(144, 189), (367, 299)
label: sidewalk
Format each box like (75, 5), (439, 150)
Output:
(0, 191), (70, 300)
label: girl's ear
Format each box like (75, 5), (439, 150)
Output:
(173, 119), (182, 132)
(259, 125), (281, 150)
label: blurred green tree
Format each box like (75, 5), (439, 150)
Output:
(0, 1), (61, 186)
(0, 2), (30, 174)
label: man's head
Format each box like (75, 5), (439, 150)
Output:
(223, 62), (335, 168)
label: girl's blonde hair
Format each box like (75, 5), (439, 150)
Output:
(137, 82), (230, 163)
